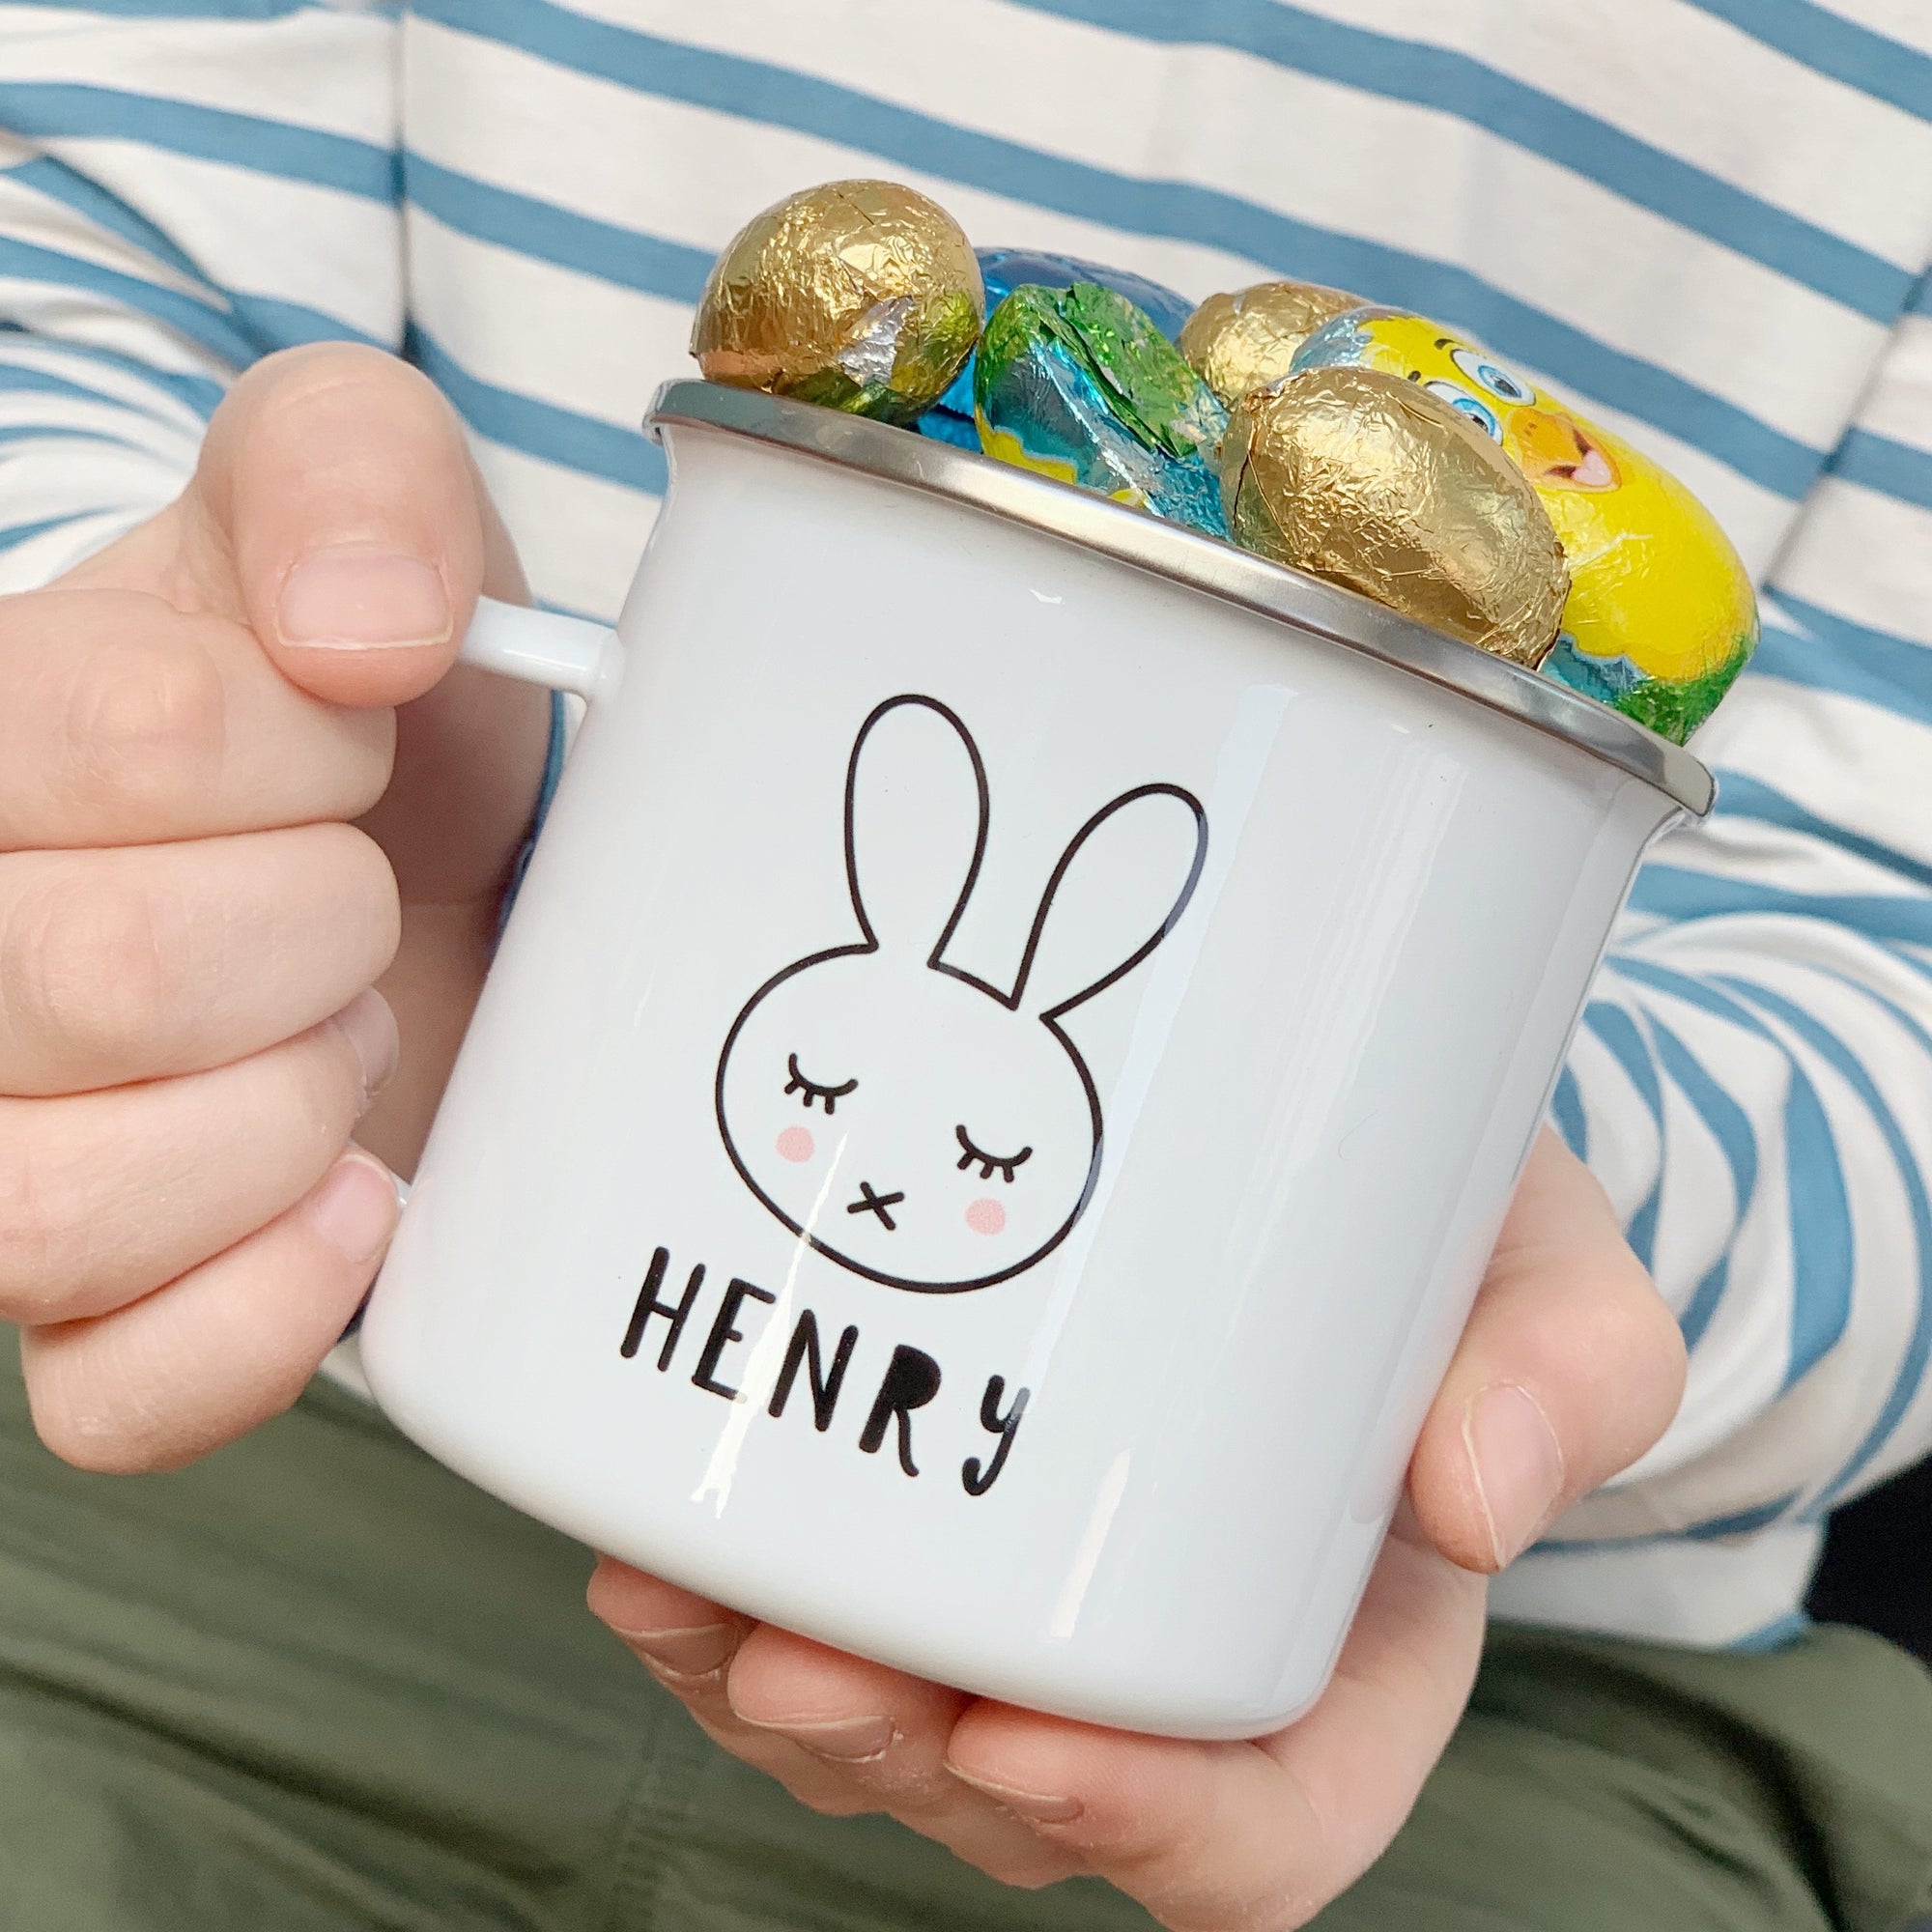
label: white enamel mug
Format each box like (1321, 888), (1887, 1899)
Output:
(359, 381), (1711, 1740)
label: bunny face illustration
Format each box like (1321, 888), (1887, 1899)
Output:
(716, 695), (1208, 1293)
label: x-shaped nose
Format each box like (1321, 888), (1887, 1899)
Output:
(846, 1180), (905, 1231)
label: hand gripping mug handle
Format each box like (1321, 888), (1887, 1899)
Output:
(455, 593), (624, 702)
(358, 595), (620, 1235)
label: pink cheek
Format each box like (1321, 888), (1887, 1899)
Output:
(965, 1197), (1007, 1236)
(775, 1126), (815, 1164)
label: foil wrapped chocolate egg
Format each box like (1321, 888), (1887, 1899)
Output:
(1179, 278), (1366, 409)
(974, 282), (1230, 536)
(979, 248), (1195, 342)
(1223, 365), (1570, 666)
(1292, 308), (1757, 741)
(691, 180), (983, 425)
(921, 248), (1192, 449)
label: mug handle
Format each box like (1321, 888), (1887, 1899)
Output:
(456, 593), (623, 701)
(362, 596), (620, 1226)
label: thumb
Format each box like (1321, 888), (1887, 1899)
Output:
(1406, 1129), (1688, 1574)
(186, 343), (497, 710)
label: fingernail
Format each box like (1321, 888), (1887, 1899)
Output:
(615, 1623), (740, 1677)
(307, 1152), (399, 1265)
(945, 1763), (1084, 1825)
(278, 550), (451, 651)
(332, 989), (399, 1108)
(1464, 1382), (1566, 1569)
(739, 1713), (896, 1763)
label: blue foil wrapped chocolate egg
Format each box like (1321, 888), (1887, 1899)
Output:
(921, 248), (1192, 449)
(973, 281), (1229, 537)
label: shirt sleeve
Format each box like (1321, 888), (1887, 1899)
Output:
(1496, 279), (1932, 1645)
(0, 0), (402, 589)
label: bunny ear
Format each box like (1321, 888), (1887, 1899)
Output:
(1010, 784), (1208, 1019)
(844, 696), (989, 959)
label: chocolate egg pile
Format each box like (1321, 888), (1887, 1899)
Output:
(693, 179), (1757, 745)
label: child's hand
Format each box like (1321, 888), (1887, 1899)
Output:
(2, 344), (552, 1472)
(589, 1130), (1688, 1926)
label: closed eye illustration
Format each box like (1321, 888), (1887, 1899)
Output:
(716, 694), (1208, 1293)
(955, 1125), (1031, 1184)
(784, 1054), (857, 1114)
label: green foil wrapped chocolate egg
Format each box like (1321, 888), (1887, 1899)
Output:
(974, 281), (1230, 536)
(691, 180), (984, 425)
(1224, 365), (1571, 666)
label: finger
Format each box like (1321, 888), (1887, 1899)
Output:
(585, 1563), (871, 1814)
(184, 343), (489, 713)
(585, 1560), (756, 1701)
(944, 1520), (1489, 1932)
(0, 824), (400, 1095)
(0, 991), (396, 1323)
(0, 589), (395, 852)
(350, 455), (551, 908)
(22, 1146), (398, 1472)
(725, 1627), (1083, 1888)
(179, 343), (555, 914)
(1408, 1128), (1689, 1573)
(587, 1562), (1079, 1880)
(585, 1561), (775, 1747)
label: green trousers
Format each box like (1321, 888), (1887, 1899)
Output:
(1, 1352), (1928, 1932)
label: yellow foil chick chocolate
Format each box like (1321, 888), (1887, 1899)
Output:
(1224, 365), (1570, 666)
(692, 180), (984, 425)
(1291, 310), (1757, 742)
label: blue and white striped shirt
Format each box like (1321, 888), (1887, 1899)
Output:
(3, 0), (1929, 1648)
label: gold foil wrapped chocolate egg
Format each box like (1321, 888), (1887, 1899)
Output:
(1179, 280), (1366, 408)
(1288, 308), (1757, 740)
(1224, 365), (1570, 666)
(691, 180), (984, 425)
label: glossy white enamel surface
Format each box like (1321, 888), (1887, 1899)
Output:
(361, 419), (1684, 1738)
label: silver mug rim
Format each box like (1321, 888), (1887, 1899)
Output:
(647, 379), (1717, 818)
